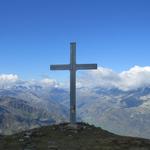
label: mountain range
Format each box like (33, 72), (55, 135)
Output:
(0, 80), (150, 139)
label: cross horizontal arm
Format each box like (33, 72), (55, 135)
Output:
(76, 64), (97, 70)
(50, 64), (70, 70)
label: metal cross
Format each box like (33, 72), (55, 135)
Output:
(50, 42), (97, 125)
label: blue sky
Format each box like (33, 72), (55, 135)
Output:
(0, 0), (150, 80)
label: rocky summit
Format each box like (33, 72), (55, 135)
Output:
(0, 122), (150, 150)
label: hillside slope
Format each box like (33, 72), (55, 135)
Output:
(0, 123), (150, 150)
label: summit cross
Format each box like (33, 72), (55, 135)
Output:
(50, 42), (97, 125)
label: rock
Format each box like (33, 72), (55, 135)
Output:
(48, 140), (58, 150)
(48, 145), (58, 150)
(19, 138), (24, 142)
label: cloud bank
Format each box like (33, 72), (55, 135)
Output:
(1, 66), (150, 91)
(0, 74), (18, 82)
(78, 66), (150, 91)
(0, 74), (59, 89)
(0, 74), (19, 88)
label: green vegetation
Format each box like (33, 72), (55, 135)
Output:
(0, 123), (150, 150)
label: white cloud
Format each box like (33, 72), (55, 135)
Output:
(77, 66), (150, 91)
(0, 74), (18, 82)
(0, 74), (19, 88)
(1, 66), (150, 91)
(119, 66), (150, 90)
(0, 74), (60, 89)
(77, 67), (121, 89)
(40, 78), (60, 88)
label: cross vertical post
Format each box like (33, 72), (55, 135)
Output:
(70, 43), (76, 125)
